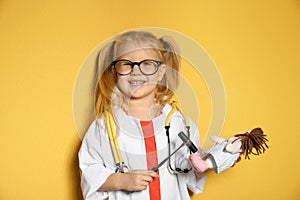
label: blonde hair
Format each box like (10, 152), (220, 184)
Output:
(95, 31), (181, 117)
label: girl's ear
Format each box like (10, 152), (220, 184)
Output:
(111, 65), (115, 73)
(157, 64), (166, 81)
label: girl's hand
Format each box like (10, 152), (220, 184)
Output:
(98, 170), (158, 192)
(121, 170), (159, 191)
(189, 154), (209, 173)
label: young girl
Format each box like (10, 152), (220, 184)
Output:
(78, 31), (239, 200)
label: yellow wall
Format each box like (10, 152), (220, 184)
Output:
(1, 0), (299, 199)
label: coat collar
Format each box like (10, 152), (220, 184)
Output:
(113, 104), (174, 138)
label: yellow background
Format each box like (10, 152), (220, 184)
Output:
(1, 0), (299, 199)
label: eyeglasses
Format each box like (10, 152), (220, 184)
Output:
(111, 59), (162, 76)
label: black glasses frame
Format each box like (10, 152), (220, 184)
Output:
(111, 59), (162, 76)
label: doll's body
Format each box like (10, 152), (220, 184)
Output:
(189, 128), (268, 173)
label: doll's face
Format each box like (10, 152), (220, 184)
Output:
(115, 47), (165, 102)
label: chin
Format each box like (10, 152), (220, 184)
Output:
(129, 92), (147, 99)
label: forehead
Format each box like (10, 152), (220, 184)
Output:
(116, 41), (160, 60)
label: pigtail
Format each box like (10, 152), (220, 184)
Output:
(95, 41), (116, 117)
(96, 41), (115, 75)
(159, 36), (181, 76)
(157, 37), (181, 106)
(234, 128), (269, 160)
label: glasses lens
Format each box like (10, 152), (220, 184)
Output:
(140, 60), (159, 75)
(114, 60), (132, 75)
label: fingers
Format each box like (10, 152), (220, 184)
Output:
(130, 170), (159, 178)
(146, 170), (159, 178)
(133, 170), (158, 183)
(124, 170), (159, 191)
(141, 173), (154, 183)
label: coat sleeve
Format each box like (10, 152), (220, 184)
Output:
(78, 121), (115, 200)
(204, 142), (240, 174)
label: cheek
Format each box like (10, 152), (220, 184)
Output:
(147, 74), (163, 86)
(116, 77), (127, 89)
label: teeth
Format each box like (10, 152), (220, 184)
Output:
(129, 80), (145, 86)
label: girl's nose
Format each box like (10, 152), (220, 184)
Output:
(130, 64), (142, 75)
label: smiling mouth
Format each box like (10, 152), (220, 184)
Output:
(128, 80), (146, 87)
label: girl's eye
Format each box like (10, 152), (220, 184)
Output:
(142, 61), (154, 67)
(120, 61), (131, 66)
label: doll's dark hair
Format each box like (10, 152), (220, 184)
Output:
(235, 128), (269, 159)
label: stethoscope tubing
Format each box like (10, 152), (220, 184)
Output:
(104, 96), (191, 173)
(151, 141), (186, 172)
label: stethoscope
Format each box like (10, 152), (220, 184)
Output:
(103, 96), (198, 174)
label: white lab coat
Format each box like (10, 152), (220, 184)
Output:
(79, 104), (234, 200)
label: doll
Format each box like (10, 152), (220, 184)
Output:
(189, 128), (269, 173)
